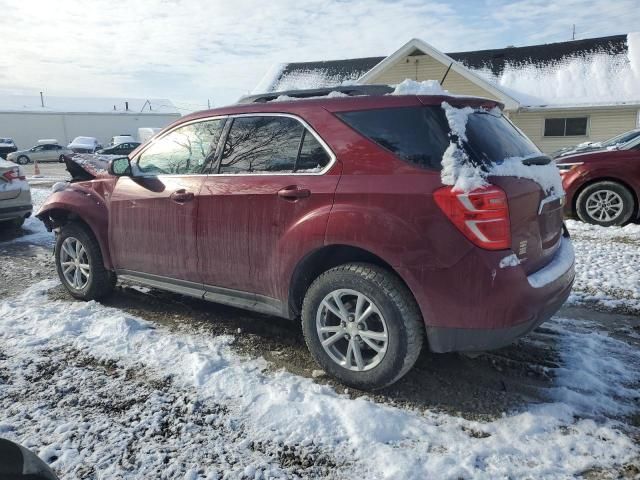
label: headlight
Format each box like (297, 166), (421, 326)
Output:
(556, 162), (583, 173)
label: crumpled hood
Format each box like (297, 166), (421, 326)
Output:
(64, 153), (121, 181)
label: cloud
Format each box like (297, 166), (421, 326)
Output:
(0, 0), (638, 109)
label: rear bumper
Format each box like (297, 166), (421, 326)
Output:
(0, 204), (32, 221)
(427, 271), (572, 352)
(401, 235), (575, 353)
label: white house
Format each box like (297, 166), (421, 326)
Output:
(255, 33), (640, 154)
(0, 95), (181, 150)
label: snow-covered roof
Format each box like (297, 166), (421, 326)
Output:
(256, 33), (640, 109)
(0, 95), (179, 114)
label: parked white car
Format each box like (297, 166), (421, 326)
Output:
(0, 159), (31, 228)
(68, 136), (102, 153)
(109, 135), (136, 146)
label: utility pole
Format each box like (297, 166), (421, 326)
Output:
(207, 99), (211, 109)
(40, 91), (44, 108)
(572, 24), (576, 40)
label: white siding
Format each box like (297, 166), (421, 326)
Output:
(0, 112), (180, 150)
(510, 107), (639, 154)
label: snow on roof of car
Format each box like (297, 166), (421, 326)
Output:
(0, 95), (180, 114)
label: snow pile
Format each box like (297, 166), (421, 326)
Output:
(1, 281), (639, 478)
(390, 79), (448, 96)
(268, 69), (369, 93)
(473, 32), (640, 106)
(440, 102), (564, 198)
(269, 91), (348, 102)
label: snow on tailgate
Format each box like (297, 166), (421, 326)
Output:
(0, 281), (638, 478)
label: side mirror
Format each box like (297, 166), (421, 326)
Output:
(109, 157), (132, 177)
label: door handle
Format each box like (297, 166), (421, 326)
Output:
(277, 186), (311, 200)
(170, 189), (194, 203)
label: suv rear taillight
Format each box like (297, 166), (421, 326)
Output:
(2, 167), (25, 182)
(434, 185), (511, 250)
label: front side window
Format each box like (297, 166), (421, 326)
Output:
(544, 117), (588, 137)
(136, 119), (224, 175)
(219, 116), (304, 174)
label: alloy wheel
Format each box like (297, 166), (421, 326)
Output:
(316, 288), (388, 372)
(60, 236), (91, 290)
(585, 189), (624, 222)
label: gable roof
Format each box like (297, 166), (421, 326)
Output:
(356, 38), (520, 110)
(257, 33), (638, 109)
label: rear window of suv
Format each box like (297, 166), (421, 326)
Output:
(337, 106), (542, 171)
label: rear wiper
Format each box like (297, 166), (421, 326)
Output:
(521, 155), (551, 166)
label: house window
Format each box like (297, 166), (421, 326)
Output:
(544, 117), (588, 137)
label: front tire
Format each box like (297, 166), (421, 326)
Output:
(58, 155), (65, 163)
(576, 181), (635, 226)
(302, 263), (423, 390)
(55, 223), (116, 300)
(16, 155), (29, 165)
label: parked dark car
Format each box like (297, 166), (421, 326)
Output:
(552, 128), (640, 159)
(557, 136), (640, 226)
(96, 142), (141, 155)
(0, 138), (17, 159)
(37, 86), (574, 389)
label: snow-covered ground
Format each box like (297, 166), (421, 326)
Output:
(566, 219), (640, 314)
(0, 186), (638, 478)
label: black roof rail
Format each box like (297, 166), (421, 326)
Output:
(237, 84), (395, 104)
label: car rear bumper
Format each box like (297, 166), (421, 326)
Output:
(0, 204), (32, 221)
(0, 188), (33, 221)
(402, 235), (575, 353)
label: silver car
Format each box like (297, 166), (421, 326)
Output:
(7, 143), (72, 165)
(0, 159), (32, 228)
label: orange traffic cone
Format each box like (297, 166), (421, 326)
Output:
(33, 159), (41, 176)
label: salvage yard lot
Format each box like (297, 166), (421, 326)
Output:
(0, 182), (638, 479)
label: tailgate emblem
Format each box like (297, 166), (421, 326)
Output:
(518, 240), (528, 256)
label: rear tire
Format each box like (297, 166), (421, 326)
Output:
(301, 263), (423, 390)
(16, 155), (29, 165)
(576, 181), (635, 227)
(55, 222), (116, 300)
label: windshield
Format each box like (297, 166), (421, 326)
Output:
(601, 130), (640, 148)
(0, 138), (13, 143)
(464, 110), (542, 165)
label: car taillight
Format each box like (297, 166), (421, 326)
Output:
(2, 167), (25, 182)
(434, 185), (511, 250)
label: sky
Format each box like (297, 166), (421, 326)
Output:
(0, 0), (639, 112)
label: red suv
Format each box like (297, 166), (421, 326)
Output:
(557, 137), (640, 226)
(38, 86), (575, 390)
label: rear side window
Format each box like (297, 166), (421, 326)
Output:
(296, 131), (331, 172)
(219, 116), (303, 174)
(336, 107), (450, 170)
